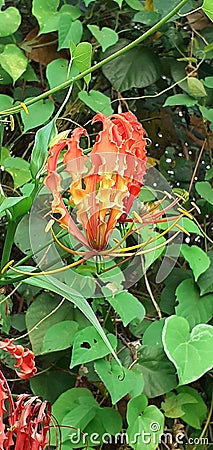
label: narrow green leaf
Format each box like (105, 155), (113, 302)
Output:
(30, 118), (57, 178)
(74, 42), (92, 85)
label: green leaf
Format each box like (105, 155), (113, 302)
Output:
(23, 275), (121, 366)
(113, 0), (123, 6)
(0, 196), (32, 219)
(70, 326), (117, 368)
(162, 315), (213, 385)
(78, 90), (113, 115)
(0, 294), (12, 334)
(58, 18), (82, 50)
(0, 44), (28, 82)
(20, 98), (54, 132)
(94, 359), (144, 404)
(133, 10), (161, 26)
(175, 279), (213, 327)
(0, 146), (10, 165)
(127, 395), (164, 450)
(181, 244), (210, 281)
(73, 42), (92, 85)
(102, 40), (161, 91)
(32, 0), (60, 33)
(198, 251), (213, 295)
(163, 93), (198, 107)
(30, 118), (57, 178)
(142, 319), (165, 348)
(42, 320), (79, 353)
(204, 76), (213, 88)
(177, 386), (207, 429)
(137, 345), (177, 398)
(84, 0), (94, 5)
(30, 367), (76, 403)
(125, 0), (144, 10)
(156, 216), (203, 236)
(107, 291), (145, 327)
(0, 7), (21, 37)
(0, 94), (13, 111)
(160, 268), (192, 315)
(187, 77), (207, 98)
(26, 293), (75, 355)
(196, 181), (213, 205)
(202, 0), (213, 22)
(87, 25), (118, 52)
(4, 157), (31, 188)
(46, 58), (77, 89)
(161, 391), (197, 419)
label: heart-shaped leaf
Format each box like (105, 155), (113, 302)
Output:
(73, 42), (92, 85)
(94, 359), (144, 404)
(21, 98), (55, 132)
(1, 44), (28, 82)
(196, 181), (213, 205)
(175, 278), (213, 328)
(162, 315), (213, 385)
(87, 25), (118, 51)
(0, 6), (21, 37)
(70, 326), (117, 368)
(181, 244), (210, 281)
(78, 90), (113, 115)
(42, 320), (79, 353)
(108, 291), (145, 327)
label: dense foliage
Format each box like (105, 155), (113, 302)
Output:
(0, 0), (213, 449)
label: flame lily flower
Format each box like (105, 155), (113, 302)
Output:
(0, 339), (37, 380)
(44, 111), (147, 252)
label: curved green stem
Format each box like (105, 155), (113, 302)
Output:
(0, 0), (189, 117)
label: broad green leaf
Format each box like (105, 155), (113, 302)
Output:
(21, 64), (38, 82)
(70, 326), (117, 367)
(127, 396), (164, 450)
(181, 244), (210, 281)
(177, 386), (207, 429)
(73, 42), (92, 85)
(175, 279), (213, 327)
(32, 0), (60, 33)
(160, 268), (192, 315)
(204, 76), (213, 88)
(78, 90), (113, 115)
(187, 77), (207, 98)
(107, 291), (145, 326)
(30, 367), (76, 403)
(0, 7), (21, 37)
(0, 65), (12, 85)
(161, 391), (197, 419)
(198, 251), (213, 295)
(87, 25), (118, 52)
(0, 44), (28, 82)
(4, 157), (31, 188)
(59, 4), (81, 21)
(156, 216), (203, 236)
(58, 18), (82, 50)
(0, 94), (13, 111)
(133, 10), (161, 26)
(42, 320), (79, 353)
(23, 275), (121, 365)
(137, 345), (177, 398)
(46, 58), (78, 89)
(30, 118), (57, 178)
(26, 293), (75, 354)
(21, 98), (54, 132)
(125, 0), (144, 10)
(163, 93), (198, 107)
(162, 315), (213, 385)
(205, 166), (213, 181)
(196, 181), (213, 205)
(94, 359), (144, 404)
(202, 0), (213, 22)
(142, 319), (165, 347)
(199, 106), (213, 130)
(127, 393), (148, 426)
(102, 40), (161, 91)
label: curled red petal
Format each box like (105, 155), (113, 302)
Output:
(0, 340), (37, 380)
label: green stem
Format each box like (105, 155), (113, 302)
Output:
(0, 0), (189, 116)
(1, 220), (18, 270)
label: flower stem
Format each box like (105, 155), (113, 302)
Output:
(0, 0), (190, 116)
